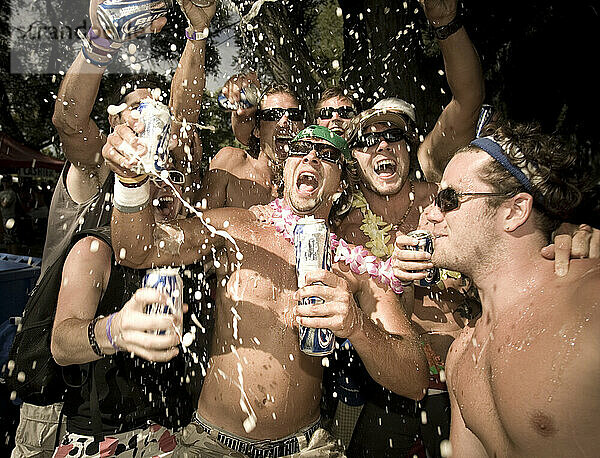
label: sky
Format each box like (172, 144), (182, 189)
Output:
(206, 29), (240, 93)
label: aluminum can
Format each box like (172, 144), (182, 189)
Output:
(141, 267), (183, 335)
(475, 104), (494, 138)
(135, 98), (171, 176)
(217, 84), (261, 111)
(97, 0), (173, 42)
(406, 230), (440, 287)
(293, 217), (335, 356)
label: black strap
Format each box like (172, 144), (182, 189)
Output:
(89, 362), (104, 443)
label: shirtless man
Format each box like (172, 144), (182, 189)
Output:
(330, 0), (484, 453)
(107, 125), (428, 456)
(418, 120), (599, 457)
(195, 84), (304, 209)
(225, 79), (358, 144)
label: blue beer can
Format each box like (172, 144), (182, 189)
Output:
(406, 230), (440, 288)
(475, 104), (494, 138)
(217, 84), (261, 112)
(97, 0), (173, 42)
(141, 267), (183, 335)
(293, 218), (335, 356)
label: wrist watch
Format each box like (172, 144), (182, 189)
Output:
(185, 25), (209, 41)
(432, 14), (463, 40)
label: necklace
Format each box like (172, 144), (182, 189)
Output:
(268, 199), (404, 294)
(352, 181), (415, 258)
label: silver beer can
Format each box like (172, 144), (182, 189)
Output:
(293, 217), (335, 356)
(97, 0), (173, 42)
(475, 104), (494, 138)
(141, 267), (183, 335)
(217, 84), (261, 111)
(135, 97), (172, 176)
(406, 230), (440, 287)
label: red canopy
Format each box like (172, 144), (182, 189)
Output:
(0, 133), (64, 171)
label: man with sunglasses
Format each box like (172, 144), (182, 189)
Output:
(195, 83), (304, 210)
(105, 125), (429, 457)
(313, 86), (359, 139)
(408, 120), (599, 457)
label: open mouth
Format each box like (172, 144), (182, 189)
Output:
(156, 195), (175, 218)
(296, 171), (319, 195)
(329, 125), (345, 136)
(374, 159), (397, 177)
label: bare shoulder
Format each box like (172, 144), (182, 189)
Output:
(209, 146), (250, 172)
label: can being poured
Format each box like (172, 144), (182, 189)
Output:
(134, 97), (172, 176)
(96, 0), (173, 42)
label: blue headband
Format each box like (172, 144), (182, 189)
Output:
(470, 137), (534, 193)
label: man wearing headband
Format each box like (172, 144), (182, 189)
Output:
(106, 125), (428, 457)
(415, 120), (599, 456)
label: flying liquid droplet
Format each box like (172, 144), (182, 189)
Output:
(182, 332), (195, 347)
(440, 439), (452, 457)
(119, 248), (127, 260)
(5, 218), (15, 229)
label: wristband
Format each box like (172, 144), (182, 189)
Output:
(88, 316), (105, 357)
(431, 14), (463, 40)
(185, 26), (209, 41)
(118, 174), (150, 186)
(114, 178), (151, 213)
(78, 28), (121, 67)
(106, 313), (120, 351)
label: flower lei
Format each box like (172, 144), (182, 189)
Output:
(268, 198), (403, 294)
(351, 191), (395, 258)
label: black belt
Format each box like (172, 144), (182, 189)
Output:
(193, 414), (321, 458)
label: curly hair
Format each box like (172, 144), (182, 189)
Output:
(474, 119), (588, 237)
(330, 154), (360, 229)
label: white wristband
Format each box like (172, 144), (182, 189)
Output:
(114, 179), (150, 213)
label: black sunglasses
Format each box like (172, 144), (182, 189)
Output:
(258, 108), (303, 122)
(288, 141), (342, 164)
(318, 106), (357, 120)
(435, 187), (505, 213)
(354, 128), (408, 148)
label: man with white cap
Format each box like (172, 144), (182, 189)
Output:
(332, 0), (484, 454)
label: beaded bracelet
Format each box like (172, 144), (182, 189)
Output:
(106, 313), (120, 351)
(88, 315), (105, 357)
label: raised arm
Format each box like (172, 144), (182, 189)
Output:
(417, 0), (485, 182)
(52, 0), (166, 203)
(169, 0), (216, 194)
(296, 269), (428, 400)
(220, 72), (261, 146)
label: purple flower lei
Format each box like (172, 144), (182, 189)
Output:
(268, 198), (403, 294)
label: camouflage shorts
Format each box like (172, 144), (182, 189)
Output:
(52, 424), (177, 457)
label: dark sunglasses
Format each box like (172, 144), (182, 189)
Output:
(318, 106), (357, 120)
(435, 187), (505, 213)
(354, 128), (408, 148)
(288, 141), (342, 164)
(258, 107), (303, 122)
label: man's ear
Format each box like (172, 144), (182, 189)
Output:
(503, 192), (534, 232)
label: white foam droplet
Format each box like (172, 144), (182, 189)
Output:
(5, 218), (15, 229)
(107, 103), (127, 116)
(90, 240), (99, 253)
